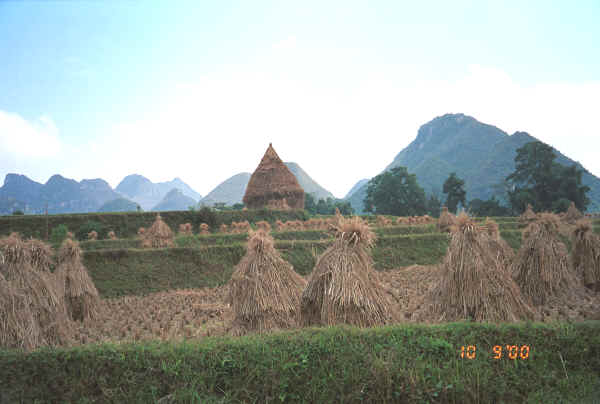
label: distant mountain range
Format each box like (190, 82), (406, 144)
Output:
(115, 174), (201, 211)
(0, 173), (202, 215)
(346, 113), (600, 213)
(152, 189), (197, 212)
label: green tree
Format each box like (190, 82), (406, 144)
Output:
(11, 209), (24, 215)
(426, 195), (441, 218)
(468, 197), (511, 217)
(364, 166), (427, 216)
(304, 193), (317, 215)
(506, 141), (590, 213)
(443, 172), (467, 214)
(50, 224), (69, 244)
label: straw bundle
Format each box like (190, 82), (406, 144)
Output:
(300, 216), (394, 327)
(141, 214), (174, 248)
(227, 229), (306, 333)
(108, 230), (117, 240)
(438, 206), (456, 233)
(66, 231), (74, 240)
(519, 204), (537, 223)
(0, 235), (72, 347)
(482, 218), (515, 266)
(55, 238), (101, 322)
(565, 201), (583, 223)
(25, 238), (53, 273)
(572, 219), (600, 291)
(219, 224), (229, 234)
(376, 216), (392, 227)
(512, 213), (580, 305)
(199, 223), (210, 235)
(0, 273), (41, 351)
(137, 227), (146, 237)
(87, 231), (98, 241)
(426, 214), (535, 322)
(255, 220), (272, 232)
(274, 220), (285, 232)
(178, 223), (193, 236)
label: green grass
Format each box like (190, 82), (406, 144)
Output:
(1, 322), (598, 403)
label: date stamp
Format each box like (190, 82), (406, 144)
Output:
(460, 345), (530, 360)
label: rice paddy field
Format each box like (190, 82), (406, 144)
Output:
(1, 211), (600, 403)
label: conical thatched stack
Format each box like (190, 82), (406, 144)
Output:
(512, 213), (581, 306)
(565, 201), (583, 223)
(424, 213), (535, 322)
(141, 214), (174, 248)
(572, 219), (600, 291)
(0, 234), (72, 347)
(227, 229), (306, 334)
(519, 204), (537, 223)
(482, 218), (515, 266)
(243, 143), (305, 210)
(300, 215), (394, 327)
(437, 206), (455, 233)
(55, 238), (102, 322)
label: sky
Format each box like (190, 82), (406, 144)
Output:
(1, 0), (599, 199)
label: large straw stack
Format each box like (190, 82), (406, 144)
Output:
(55, 238), (102, 322)
(0, 234), (71, 347)
(0, 273), (41, 351)
(519, 204), (537, 223)
(482, 218), (515, 266)
(425, 213), (535, 322)
(141, 214), (174, 248)
(512, 213), (581, 305)
(25, 238), (54, 273)
(565, 201), (583, 224)
(572, 219), (600, 291)
(438, 206), (456, 233)
(300, 215), (394, 327)
(227, 229), (306, 333)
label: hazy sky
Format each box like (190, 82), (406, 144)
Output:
(1, 1), (599, 199)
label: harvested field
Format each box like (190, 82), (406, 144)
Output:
(63, 264), (600, 347)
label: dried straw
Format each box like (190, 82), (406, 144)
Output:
(300, 216), (395, 327)
(141, 214), (174, 248)
(565, 202), (583, 223)
(572, 219), (600, 291)
(55, 238), (102, 322)
(199, 223), (210, 235)
(87, 231), (98, 241)
(108, 230), (117, 240)
(482, 218), (515, 266)
(438, 206), (456, 233)
(0, 273), (41, 351)
(25, 238), (54, 273)
(519, 204), (537, 223)
(512, 213), (581, 305)
(227, 229), (306, 334)
(426, 213), (536, 322)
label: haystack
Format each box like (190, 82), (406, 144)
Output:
(512, 213), (581, 306)
(0, 234), (71, 346)
(25, 238), (53, 273)
(425, 214), (535, 322)
(87, 231), (98, 241)
(199, 223), (210, 235)
(108, 230), (117, 240)
(519, 204), (537, 223)
(243, 143), (305, 210)
(255, 220), (272, 232)
(438, 206), (455, 233)
(178, 223), (193, 236)
(565, 201), (583, 223)
(482, 218), (515, 266)
(55, 238), (102, 322)
(141, 214), (174, 248)
(0, 273), (41, 351)
(572, 219), (600, 291)
(300, 216), (394, 327)
(227, 229), (306, 333)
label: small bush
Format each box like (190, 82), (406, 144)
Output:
(50, 224), (69, 244)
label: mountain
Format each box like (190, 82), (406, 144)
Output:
(284, 162), (334, 200)
(344, 178), (370, 200)
(98, 197), (139, 213)
(0, 174), (123, 214)
(115, 174), (201, 211)
(200, 173), (252, 207)
(152, 189), (197, 211)
(347, 113), (600, 213)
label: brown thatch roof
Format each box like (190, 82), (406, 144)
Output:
(227, 229), (306, 334)
(300, 216), (395, 327)
(243, 143), (305, 210)
(425, 213), (536, 322)
(513, 213), (582, 306)
(572, 219), (600, 291)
